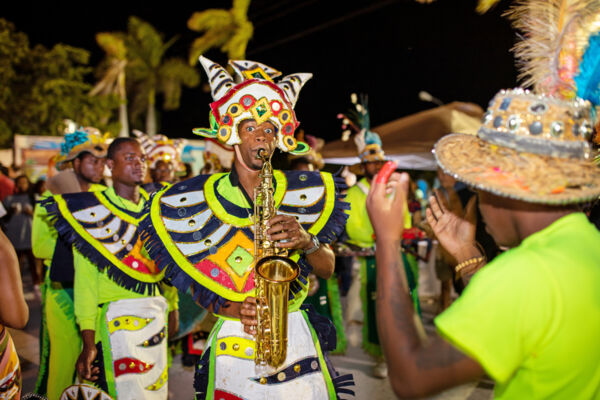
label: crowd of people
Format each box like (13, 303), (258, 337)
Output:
(2, 2), (600, 398)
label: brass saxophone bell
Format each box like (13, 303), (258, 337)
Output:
(255, 255), (299, 368)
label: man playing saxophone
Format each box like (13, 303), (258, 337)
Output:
(141, 57), (354, 399)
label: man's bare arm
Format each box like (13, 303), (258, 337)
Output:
(375, 238), (483, 398)
(366, 171), (484, 398)
(305, 243), (335, 279)
(0, 230), (28, 328)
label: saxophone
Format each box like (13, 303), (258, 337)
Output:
(253, 149), (299, 369)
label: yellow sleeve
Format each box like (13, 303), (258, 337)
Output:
(160, 283), (179, 312)
(74, 249), (99, 331)
(32, 191), (57, 261)
(404, 202), (412, 229)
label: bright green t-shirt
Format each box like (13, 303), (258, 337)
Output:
(435, 213), (600, 399)
(345, 177), (411, 248)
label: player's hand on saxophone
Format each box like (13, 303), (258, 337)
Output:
(240, 296), (258, 336)
(266, 214), (312, 250)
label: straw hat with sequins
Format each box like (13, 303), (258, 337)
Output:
(56, 127), (109, 170)
(434, 1), (600, 204)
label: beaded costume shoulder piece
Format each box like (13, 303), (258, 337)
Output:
(43, 188), (163, 295)
(140, 170), (349, 312)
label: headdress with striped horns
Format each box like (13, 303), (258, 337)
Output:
(193, 56), (312, 154)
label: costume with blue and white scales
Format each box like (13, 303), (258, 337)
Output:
(140, 55), (354, 400)
(43, 187), (171, 400)
(141, 167), (354, 399)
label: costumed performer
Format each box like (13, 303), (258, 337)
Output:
(136, 129), (218, 365)
(133, 130), (187, 186)
(33, 127), (108, 399)
(140, 56), (354, 399)
(43, 137), (177, 399)
(0, 228), (29, 400)
(339, 94), (414, 379)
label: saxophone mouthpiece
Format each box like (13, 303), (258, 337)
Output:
(256, 148), (267, 160)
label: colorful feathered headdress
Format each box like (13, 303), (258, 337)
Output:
(434, 0), (600, 204)
(288, 130), (325, 170)
(506, 0), (600, 107)
(193, 56), (312, 154)
(56, 126), (109, 170)
(338, 93), (385, 163)
(133, 130), (187, 174)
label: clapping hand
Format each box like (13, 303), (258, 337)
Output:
(366, 171), (410, 242)
(425, 190), (479, 262)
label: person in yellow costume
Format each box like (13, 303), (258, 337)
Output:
(33, 127), (107, 399)
(42, 138), (177, 400)
(339, 94), (413, 379)
(140, 56), (355, 399)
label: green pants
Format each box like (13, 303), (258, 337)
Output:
(304, 274), (347, 354)
(359, 253), (420, 357)
(38, 281), (81, 400)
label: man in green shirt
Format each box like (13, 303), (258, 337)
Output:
(32, 127), (107, 399)
(44, 138), (176, 399)
(365, 85), (600, 397)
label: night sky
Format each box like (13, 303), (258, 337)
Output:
(3, 0), (518, 142)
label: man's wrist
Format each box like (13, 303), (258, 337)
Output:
(455, 243), (484, 264)
(303, 234), (320, 254)
(81, 329), (96, 348)
(375, 235), (401, 248)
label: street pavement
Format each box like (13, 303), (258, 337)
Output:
(12, 265), (493, 399)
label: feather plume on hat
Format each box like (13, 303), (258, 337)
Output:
(338, 93), (385, 164)
(506, 0), (600, 104)
(55, 127), (109, 170)
(433, 0), (600, 204)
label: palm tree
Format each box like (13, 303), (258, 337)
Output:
(90, 33), (129, 137)
(187, 0), (254, 65)
(125, 16), (200, 136)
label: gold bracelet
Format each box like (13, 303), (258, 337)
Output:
(454, 256), (486, 275)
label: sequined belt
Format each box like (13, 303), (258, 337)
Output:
(478, 126), (591, 159)
(215, 336), (256, 360)
(250, 356), (322, 385)
(214, 337), (322, 385)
